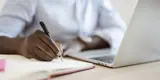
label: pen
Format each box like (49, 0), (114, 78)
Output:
(39, 21), (50, 37)
(39, 21), (63, 61)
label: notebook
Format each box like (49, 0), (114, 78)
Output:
(0, 55), (94, 80)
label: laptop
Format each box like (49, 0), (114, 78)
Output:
(67, 0), (160, 68)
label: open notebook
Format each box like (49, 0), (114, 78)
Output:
(0, 55), (94, 80)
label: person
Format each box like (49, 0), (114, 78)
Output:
(0, 0), (126, 61)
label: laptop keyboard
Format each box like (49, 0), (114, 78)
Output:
(90, 56), (114, 63)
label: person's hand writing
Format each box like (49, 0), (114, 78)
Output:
(19, 30), (60, 61)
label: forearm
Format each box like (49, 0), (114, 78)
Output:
(0, 36), (23, 54)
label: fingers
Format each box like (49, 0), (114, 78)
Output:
(55, 42), (63, 55)
(33, 40), (57, 61)
(32, 44), (57, 61)
(36, 45), (53, 58)
(28, 30), (63, 61)
(33, 46), (53, 61)
(35, 30), (60, 54)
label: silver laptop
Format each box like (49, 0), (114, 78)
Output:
(67, 0), (160, 68)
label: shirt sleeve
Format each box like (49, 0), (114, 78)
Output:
(94, 0), (127, 49)
(0, 0), (38, 38)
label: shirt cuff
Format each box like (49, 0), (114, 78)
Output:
(0, 33), (14, 38)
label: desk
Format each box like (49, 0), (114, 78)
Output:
(53, 61), (160, 80)
(1, 55), (160, 80)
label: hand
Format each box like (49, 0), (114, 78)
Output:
(81, 35), (111, 50)
(19, 30), (60, 61)
(63, 39), (85, 56)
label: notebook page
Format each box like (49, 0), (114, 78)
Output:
(0, 55), (93, 80)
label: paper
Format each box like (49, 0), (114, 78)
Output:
(0, 55), (94, 80)
(0, 59), (5, 72)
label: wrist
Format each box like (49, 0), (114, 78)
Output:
(0, 36), (24, 54)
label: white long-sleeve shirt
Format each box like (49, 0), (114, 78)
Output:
(0, 0), (126, 48)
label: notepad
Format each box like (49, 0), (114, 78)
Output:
(0, 59), (5, 72)
(0, 55), (94, 80)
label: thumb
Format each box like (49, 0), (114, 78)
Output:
(55, 41), (63, 55)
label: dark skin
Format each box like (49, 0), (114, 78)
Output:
(0, 30), (110, 61)
(63, 35), (110, 55)
(0, 30), (60, 61)
(81, 35), (111, 51)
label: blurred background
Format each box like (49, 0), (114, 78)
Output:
(0, 0), (138, 26)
